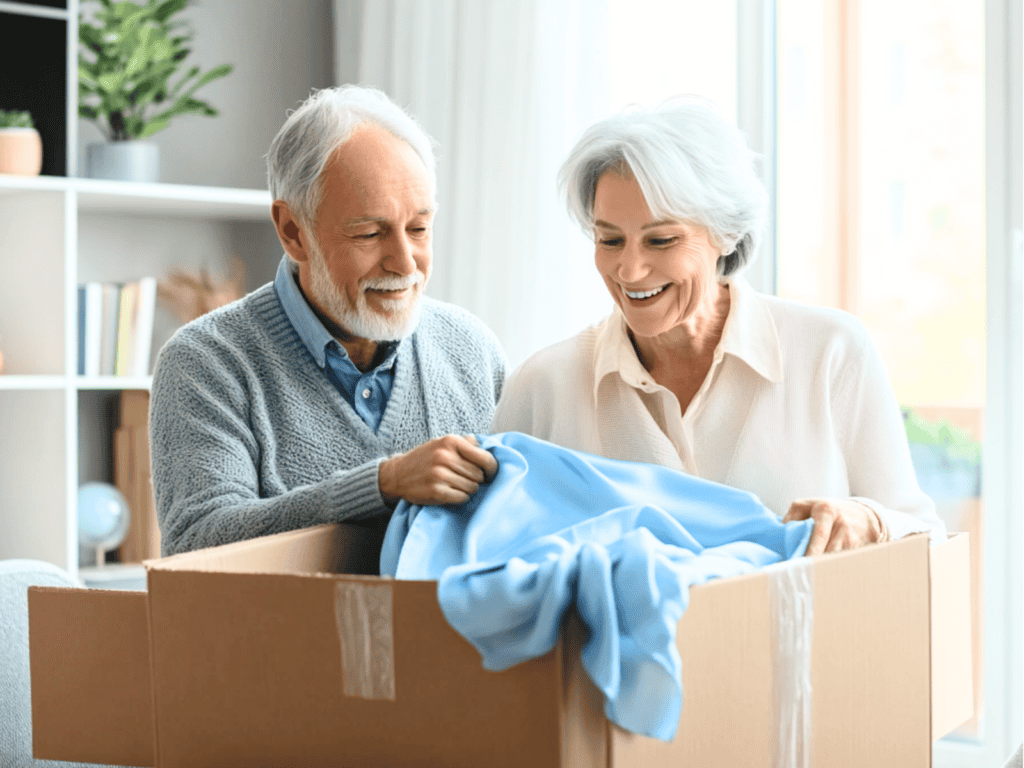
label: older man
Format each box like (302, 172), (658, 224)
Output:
(149, 86), (506, 555)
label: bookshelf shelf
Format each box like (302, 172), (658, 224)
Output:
(0, 174), (271, 219)
(0, 0), (280, 579)
(75, 376), (153, 391)
(0, 375), (67, 390)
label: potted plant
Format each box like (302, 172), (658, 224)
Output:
(0, 110), (43, 176)
(902, 406), (982, 501)
(78, 0), (233, 182)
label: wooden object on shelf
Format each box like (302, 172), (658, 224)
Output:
(114, 390), (160, 563)
(159, 256), (247, 323)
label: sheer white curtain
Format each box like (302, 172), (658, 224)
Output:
(333, 0), (613, 367)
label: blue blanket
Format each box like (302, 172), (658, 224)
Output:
(380, 432), (814, 740)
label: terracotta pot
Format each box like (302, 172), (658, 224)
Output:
(0, 127), (43, 176)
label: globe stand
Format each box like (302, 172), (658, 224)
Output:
(77, 482), (131, 572)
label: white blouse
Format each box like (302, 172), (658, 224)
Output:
(492, 276), (945, 542)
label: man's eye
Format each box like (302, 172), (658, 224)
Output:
(358, 232), (381, 239)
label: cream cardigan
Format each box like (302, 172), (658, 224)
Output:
(492, 276), (944, 542)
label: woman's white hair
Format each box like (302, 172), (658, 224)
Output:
(266, 85), (437, 229)
(558, 96), (767, 277)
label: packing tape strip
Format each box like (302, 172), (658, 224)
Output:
(767, 557), (814, 768)
(335, 581), (396, 701)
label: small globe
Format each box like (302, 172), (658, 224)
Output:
(77, 482), (131, 551)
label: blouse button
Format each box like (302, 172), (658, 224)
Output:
(361, 388), (371, 399)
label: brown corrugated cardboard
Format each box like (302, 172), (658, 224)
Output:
(28, 588), (155, 766)
(28, 527), (972, 767)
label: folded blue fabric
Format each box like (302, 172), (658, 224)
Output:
(380, 431), (814, 740)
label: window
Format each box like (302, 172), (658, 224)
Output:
(776, 0), (1022, 762)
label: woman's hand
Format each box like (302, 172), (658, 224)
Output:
(782, 498), (888, 556)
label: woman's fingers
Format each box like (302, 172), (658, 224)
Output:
(803, 503), (835, 556)
(787, 498), (878, 556)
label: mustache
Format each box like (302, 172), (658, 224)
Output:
(361, 274), (424, 291)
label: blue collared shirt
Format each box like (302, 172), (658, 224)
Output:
(273, 256), (399, 432)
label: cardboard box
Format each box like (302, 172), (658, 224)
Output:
(28, 525), (972, 767)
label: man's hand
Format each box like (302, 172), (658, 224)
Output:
(782, 498), (886, 556)
(378, 435), (498, 508)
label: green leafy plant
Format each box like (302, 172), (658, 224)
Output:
(78, 0), (233, 142)
(0, 110), (34, 129)
(902, 406), (982, 466)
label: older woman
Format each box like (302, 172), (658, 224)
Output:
(492, 97), (944, 555)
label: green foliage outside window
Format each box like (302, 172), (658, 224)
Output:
(902, 406), (982, 500)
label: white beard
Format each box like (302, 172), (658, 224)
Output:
(306, 238), (425, 342)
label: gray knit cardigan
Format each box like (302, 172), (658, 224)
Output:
(149, 283), (507, 555)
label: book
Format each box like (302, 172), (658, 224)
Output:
(79, 282), (103, 377)
(77, 286), (86, 376)
(99, 283), (121, 376)
(131, 276), (158, 378)
(114, 281), (140, 377)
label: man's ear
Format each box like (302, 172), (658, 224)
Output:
(271, 200), (312, 264)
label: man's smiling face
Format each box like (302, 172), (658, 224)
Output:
(303, 122), (435, 342)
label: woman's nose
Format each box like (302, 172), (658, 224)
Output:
(615, 241), (651, 283)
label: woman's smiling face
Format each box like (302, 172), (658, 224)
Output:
(592, 170), (722, 340)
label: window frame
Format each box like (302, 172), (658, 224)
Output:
(744, 0), (1023, 762)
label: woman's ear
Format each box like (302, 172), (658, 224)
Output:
(271, 200), (312, 264)
(718, 234), (740, 257)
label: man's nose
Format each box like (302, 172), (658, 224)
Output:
(383, 231), (418, 274)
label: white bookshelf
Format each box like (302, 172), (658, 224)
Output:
(0, 174), (271, 576)
(0, 175), (271, 578)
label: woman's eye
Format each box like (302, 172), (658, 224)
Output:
(598, 238), (622, 247)
(358, 232), (381, 240)
(648, 237), (677, 247)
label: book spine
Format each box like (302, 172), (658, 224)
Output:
(77, 286), (86, 376)
(83, 283), (103, 377)
(99, 283), (121, 376)
(114, 281), (139, 377)
(132, 277), (158, 378)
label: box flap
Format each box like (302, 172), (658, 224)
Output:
(810, 534), (931, 767)
(607, 569), (773, 767)
(148, 522), (383, 576)
(145, 541), (564, 767)
(930, 533), (973, 739)
(607, 534), (932, 767)
(28, 586), (155, 767)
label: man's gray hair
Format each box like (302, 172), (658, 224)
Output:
(558, 96), (767, 277)
(267, 85), (437, 228)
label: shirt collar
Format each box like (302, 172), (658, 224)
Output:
(592, 274), (783, 398)
(272, 255), (399, 372)
(274, 255), (335, 368)
(718, 275), (783, 384)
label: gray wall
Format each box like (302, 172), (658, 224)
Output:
(78, 0), (335, 190)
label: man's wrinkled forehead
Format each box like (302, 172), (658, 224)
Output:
(328, 123), (433, 189)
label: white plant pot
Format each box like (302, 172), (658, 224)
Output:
(0, 127), (43, 176)
(86, 140), (160, 182)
